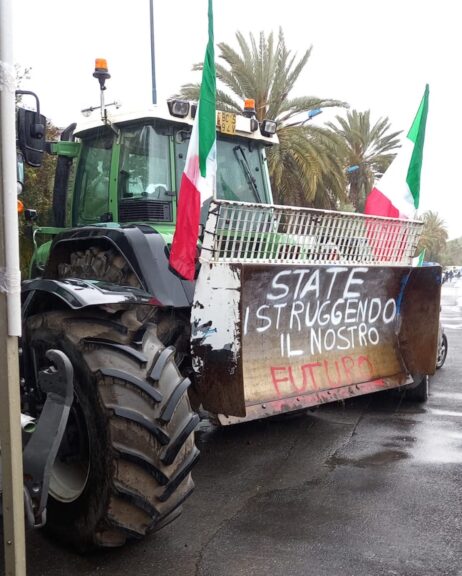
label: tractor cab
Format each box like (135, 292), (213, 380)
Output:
(29, 96), (278, 274)
(26, 58), (279, 275)
(67, 101), (276, 231)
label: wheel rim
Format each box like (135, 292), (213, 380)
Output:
(436, 335), (447, 368)
(49, 399), (90, 503)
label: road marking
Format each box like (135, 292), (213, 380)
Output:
(429, 409), (462, 418)
(431, 391), (462, 401)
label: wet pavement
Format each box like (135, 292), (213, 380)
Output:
(3, 279), (462, 575)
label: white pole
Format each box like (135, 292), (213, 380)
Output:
(0, 0), (27, 573)
(0, 0), (21, 338)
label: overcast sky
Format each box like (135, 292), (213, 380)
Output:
(12, 0), (462, 240)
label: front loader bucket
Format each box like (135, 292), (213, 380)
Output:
(191, 262), (441, 424)
(191, 200), (441, 424)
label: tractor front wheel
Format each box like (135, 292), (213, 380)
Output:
(26, 310), (199, 550)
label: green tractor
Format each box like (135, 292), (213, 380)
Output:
(13, 61), (441, 550)
(14, 62), (276, 550)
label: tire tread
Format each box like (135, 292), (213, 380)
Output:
(27, 309), (198, 550)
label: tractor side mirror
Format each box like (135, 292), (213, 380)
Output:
(16, 106), (46, 168)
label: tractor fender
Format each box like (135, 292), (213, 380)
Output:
(22, 277), (152, 317)
(43, 226), (194, 307)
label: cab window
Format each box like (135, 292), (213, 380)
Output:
(118, 125), (171, 201)
(74, 134), (113, 224)
(216, 138), (268, 203)
(174, 131), (270, 204)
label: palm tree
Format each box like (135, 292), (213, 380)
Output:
(327, 110), (402, 211)
(177, 28), (349, 208)
(444, 237), (462, 266)
(417, 211), (448, 263)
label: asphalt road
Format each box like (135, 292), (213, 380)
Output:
(4, 279), (462, 576)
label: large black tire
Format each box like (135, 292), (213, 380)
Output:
(26, 309), (199, 550)
(405, 374), (429, 403)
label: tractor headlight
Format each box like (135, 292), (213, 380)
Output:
(260, 119), (277, 137)
(168, 99), (190, 118)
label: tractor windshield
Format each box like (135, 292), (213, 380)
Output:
(175, 131), (271, 204)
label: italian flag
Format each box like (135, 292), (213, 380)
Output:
(169, 0), (216, 281)
(365, 85), (429, 218)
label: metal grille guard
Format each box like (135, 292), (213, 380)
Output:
(201, 200), (423, 266)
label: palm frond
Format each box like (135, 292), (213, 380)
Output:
(327, 109), (402, 209)
(176, 26), (354, 210)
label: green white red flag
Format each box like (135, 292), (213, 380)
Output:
(169, 0), (216, 281)
(365, 85), (429, 218)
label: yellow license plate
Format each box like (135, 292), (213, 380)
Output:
(217, 111), (236, 135)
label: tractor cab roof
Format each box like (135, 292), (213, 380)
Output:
(74, 100), (278, 145)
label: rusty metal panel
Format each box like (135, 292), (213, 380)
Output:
(191, 262), (441, 423)
(217, 375), (408, 425)
(398, 265), (442, 374)
(241, 265), (402, 406)
(191, 263), (245, 416)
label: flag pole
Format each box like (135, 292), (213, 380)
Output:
(169, 0), (216, 280)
